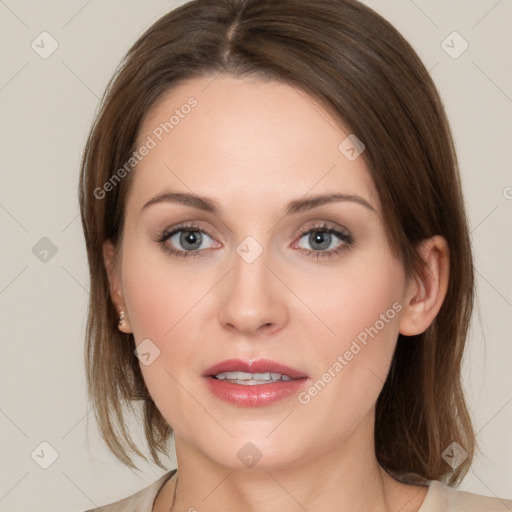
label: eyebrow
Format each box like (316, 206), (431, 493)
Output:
(140, 191), (376, 216)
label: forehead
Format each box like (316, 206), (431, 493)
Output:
(127, 73), (379, 216)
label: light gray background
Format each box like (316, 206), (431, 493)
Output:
(0, 1), (511, 510)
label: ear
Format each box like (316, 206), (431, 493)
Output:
(398, 235), (450, 336)
(103, 240), (133, 333)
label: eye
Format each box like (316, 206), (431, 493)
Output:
(293, 223), (353, 259)
(156, 221), (353, 260)
(156, 223), (220, 259)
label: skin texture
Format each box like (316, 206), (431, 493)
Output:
(104, 74), (449, 511)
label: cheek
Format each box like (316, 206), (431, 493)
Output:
(310, 247), (405, 349)
(119, 238), (211, 414)
(121, 235), (191, 339)
(299, 249), (403, 375)
(296, 251), (405, 423)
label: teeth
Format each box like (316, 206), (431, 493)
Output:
(214, 371), (294, 383)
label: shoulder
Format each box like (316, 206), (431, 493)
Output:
(82, 469), (176, 512)
(420, 480), (512, 512)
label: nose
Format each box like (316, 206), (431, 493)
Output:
(217, 247), (289, 337)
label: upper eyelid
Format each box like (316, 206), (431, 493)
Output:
(296, 222), (350, 235)
(162, 221), (214, 235)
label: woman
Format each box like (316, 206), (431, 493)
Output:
(79, 0), (511, 510)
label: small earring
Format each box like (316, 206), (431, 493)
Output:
(118, 310), (126, 328)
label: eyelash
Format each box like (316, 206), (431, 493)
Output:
(156, 222), (354, 260)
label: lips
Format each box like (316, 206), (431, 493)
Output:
(203, 359), (308, 380)
(203, 358), (309, 407)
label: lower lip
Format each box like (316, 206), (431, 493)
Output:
(204, 376), (308, 407)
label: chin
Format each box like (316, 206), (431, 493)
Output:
(197, 434), (307, 472)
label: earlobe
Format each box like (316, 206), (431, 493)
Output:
(399, 236), (450, 336)
(103, 240), (133, 333)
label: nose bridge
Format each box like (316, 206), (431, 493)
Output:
(217, 235), (287, 335)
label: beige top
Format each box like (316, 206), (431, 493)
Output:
(85, 469), (512, 511)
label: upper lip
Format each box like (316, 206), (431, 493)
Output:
(203, 359), (308, 379)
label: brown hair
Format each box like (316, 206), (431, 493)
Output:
(79, 0), (475, 485)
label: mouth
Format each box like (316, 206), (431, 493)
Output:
(202, 358), (308, 406)
(203, 358), (308, 383)
(212, 371), (296, 385)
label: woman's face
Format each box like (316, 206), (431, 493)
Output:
(108, 74), (413, 470)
